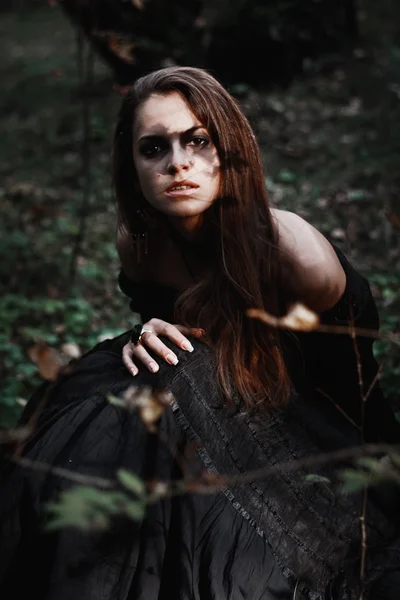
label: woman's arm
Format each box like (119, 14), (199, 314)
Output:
(272, 209), (347, 312)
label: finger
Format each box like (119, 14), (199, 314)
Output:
(143, 319), (204, 351)
(122, 344), (139, 376)
(147, 323), (196, 352)
(129, 341), (160, 373)
(136, 331), (180, 366)
(173, 326), (205, 348)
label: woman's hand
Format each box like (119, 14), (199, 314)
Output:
(122, 318), (204, 376)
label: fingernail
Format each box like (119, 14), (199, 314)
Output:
(149, 362), (159, 373)
(131, 367), (138, 376)
(166, 354), (179, 366)
(182, 341), (194, 352)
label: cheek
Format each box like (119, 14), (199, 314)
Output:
(136, 163), (155, 192)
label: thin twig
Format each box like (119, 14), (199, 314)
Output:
(362, 362), (383, 407)
(317, 323), (400, 344)
(359, 487), (368, 600)
(316, 387), (361, 431)
(347, 302), (367, 599)
(248, 308), (400, 345)
(68, 27), (94, 285)
(7, 442), (400, 494)
(10, 455), (114, 489)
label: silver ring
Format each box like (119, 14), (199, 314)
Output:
(138, 328), (153, 343)
(130, 325), (154, 346)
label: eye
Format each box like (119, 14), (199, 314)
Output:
(188, 136), (209, 149)
(139, 140), (167, 158)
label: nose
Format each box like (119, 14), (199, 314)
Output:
(167, 145), (191, 175)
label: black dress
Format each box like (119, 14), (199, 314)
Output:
(1, 247), (399, 600)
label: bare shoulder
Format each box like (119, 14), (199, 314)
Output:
(271, 208), (346, 312)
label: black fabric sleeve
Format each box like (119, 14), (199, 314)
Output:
(295, 246), (400, 445)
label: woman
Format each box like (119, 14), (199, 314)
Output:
(1, 67), (400, 600)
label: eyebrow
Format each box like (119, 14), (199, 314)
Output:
(137, 125), (205, 144)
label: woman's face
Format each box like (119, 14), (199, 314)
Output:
(132, 92), (221, 232)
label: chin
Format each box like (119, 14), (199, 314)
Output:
(163, 200), (212, 218)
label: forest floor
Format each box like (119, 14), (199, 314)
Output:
(0, 3), (399, 426)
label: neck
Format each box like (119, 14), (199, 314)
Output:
(168, 214), (206, 242)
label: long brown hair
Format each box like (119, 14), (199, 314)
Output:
(113, 66), (292, 409)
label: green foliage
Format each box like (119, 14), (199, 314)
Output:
(339, 454), (400, 494)
(304, 473), (331, 485)
(369, 273), (400, 406)
(45, 485), (146, 532)
(117, 469), (146, 497)
(0, 289), (131, 427)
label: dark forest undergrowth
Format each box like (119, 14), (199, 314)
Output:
(0, 2), (399, 427)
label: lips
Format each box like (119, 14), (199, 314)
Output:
(165, 180), (199, 193)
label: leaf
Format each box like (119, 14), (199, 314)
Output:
(92, 30), (136, 65)
(45, 487), (119, 532)
(387, 213), (400, 230)
(109, 39), (136, 64)
(117, 469), (145, 497)
(229, 83), (250, 95)
(138, 393), (167, 432)
(278, 169), (297, 184)
(281, 304), (319, 331)
(339, 469), (370, 494)
(304, 473), (331, 484)
(389, 452), (400, 470)
(107, 394), (127, 408)
(247, 303), (319, 332)
(347, 189), (367, 202)
(60, 342), (81, 359)
(27, 341), (65, 381)
(108, 388), (172, 431)
(356, 457), (381, 471)
(123, 500), (145, 521)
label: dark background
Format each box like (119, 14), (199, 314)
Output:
(0, 0), (399, 427)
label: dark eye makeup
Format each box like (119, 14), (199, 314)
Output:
(137, 131), (211, 159)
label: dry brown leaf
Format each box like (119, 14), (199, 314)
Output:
(247, 303), (319, 332)
(139, 395), (166, 433)
(387, 213), (400, 230)
(92, 30), (136, 65)
(27, 341), (66, 381)
(108, 38), (136, 64)
(281, 303), (319, 331)
(116, 386), (173, 432)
